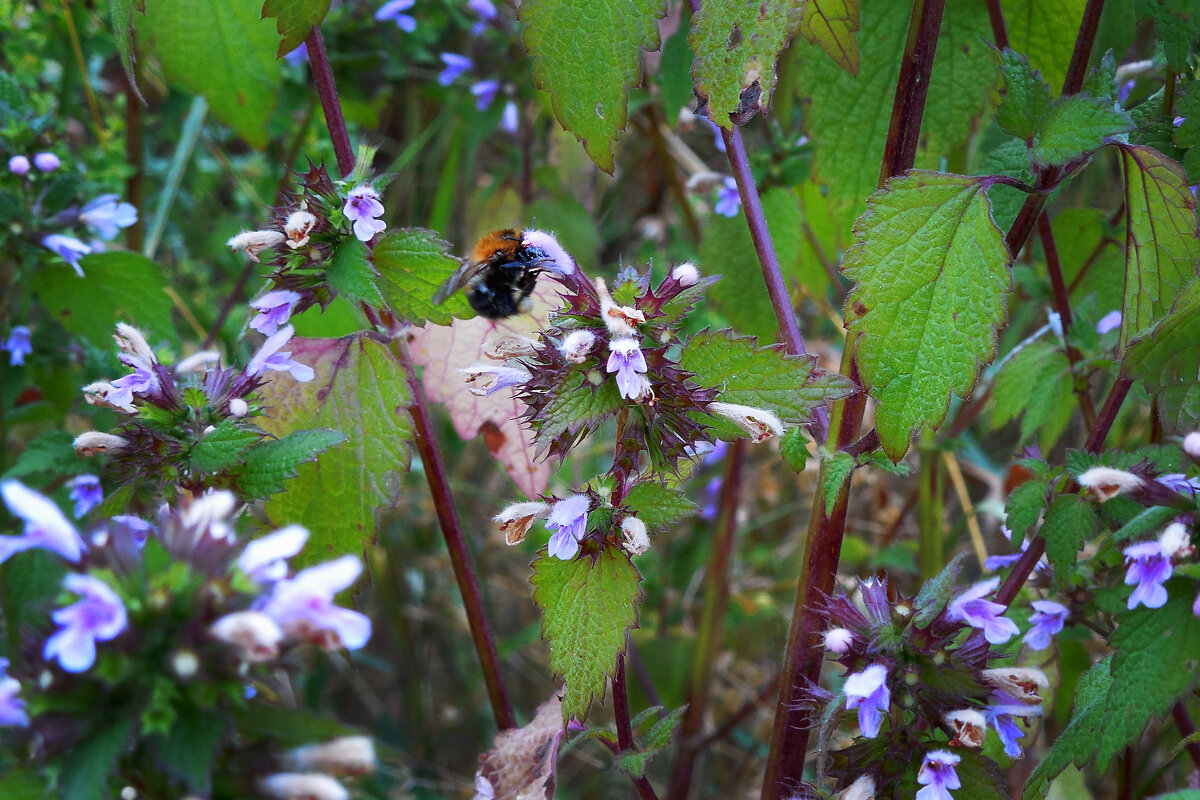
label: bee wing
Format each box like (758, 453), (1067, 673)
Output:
(433, 259), (479, 305)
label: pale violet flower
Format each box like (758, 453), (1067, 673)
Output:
(247, 326), (315, 382)
(844, 663), (890, 738)
(606, 338), (648, 400)
(66, 474), (102, 519)
(546, 494), (590, 560)
(343, 185), (386, 242)
(1096, 310), (1121, 334)
(262, 555), (372, 650)
(33, 152), (59, 172)
(500, 101), (519, 134)
(44, 574), (127, 672)
(210, 611), (284, 663)
(42, 234), (92, 276)
(1124, 540), (1172, 609)
(375, 0), (417, 31)
(105, 355), (160, 411)
(1024, 600), (1068, 650)
(79, 194), (138, 240)
(8, 155), (30, 175)
(4, 325), (31, 366)
(249, 290), (302, 336)
(471, 79), (500, 110)
(714, 176), (741, 217)
(238, 525), (309, 583)
(0, 480), (86, 565)
(0, 659), (28, 727)
(473, 772), (496, 800)
(438, 53), (474, 85)
(701, 117), (726, 153)
(824, 627), (854, 653)
(469, 0), (497, 20)
(284, 42), (308, 66)
(945, 578), (1019, 644)
(915, 750), (961, 800)
(460, 363), (530, 396)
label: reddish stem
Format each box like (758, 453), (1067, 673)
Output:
(614, 653), (661, 800)
(1037, 212), (1096, 426)
(305, 28), (354, 178)
(985, 0), (1009, 49)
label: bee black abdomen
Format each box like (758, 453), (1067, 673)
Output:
(467, 260), (540, 319)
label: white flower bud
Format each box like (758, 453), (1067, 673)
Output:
(671, 262), (700, 287)
(229, 397), (249, 417)
(620, 516), (650, 556)
(73, 431), (129, 456)
(284, 210), (318, 249)
(258, 773), (349, 800)
(944, 709), (987, 748)
(171, 649), (199, 679)
(174, 350), (220, 375)
(482, 331), (539, 360)
(594, 277), (645, 336)
(493, 501), (551, 545)
(837, 775), (875, 800)
(824, 628), (854, 654)
(708, 402), (784, 442)
(982, 667), (1048, 705)
(1160, 522), (1194, 561)
(227, 230), (285, 262)
(283, 737), (376, 776)
(1077, 466), (1143, 502)
(114, 323), (156, 364)
(559, 330), (597, 364)
(1185, 432), (1200, 461)
(120, 788), (138, 800)
(211, 611), (284, 663)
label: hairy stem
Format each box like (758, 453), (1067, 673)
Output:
(614, 653), (661, 800)
(305, 28), (355, 178)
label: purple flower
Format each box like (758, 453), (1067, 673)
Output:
(438, 53), (474, 85)
(375, 0), (417, 32)
(545, 494), (589, 560)
(1158, 473), (1200, 496)
(249, 289), (302, 336)
(843, 663), (890, 738)
(460, 363), (531, 396)
(984, 690), (1042, 758)
(1174, 115), (1186, 127)
(1096, 310), (1121, 334)
(4, 325), (31, 366)
(284, 43), (308, 66)
(262, 555), (372, 650)
(946, 578), (1020, 644)
(606, 338), (648, 400)
(343, 185), (386, 242)
(44, 574), (127, 672)
(714, 177), (741, 217)
(701, 117), (726, 153)
(42, 234), (92, 276)
(916, 750), (961, 800)
(1194, 590), (1200, 618)
(1118, 79), (1136, 104)
(33, 152), (59, 172)
(106, 358), (160, 411)
(66, 474), (103, 519)
(0, 480), (86, 565)
(0, 659), (28, 727)
(80, 194), (138, 241)
(500, 101), (519, 134)
(238, 525), (309, 583)
(1024, 600), (1068, 650)
(8, 155), (30, 176)
(471, 79), (500, 110)
(247, 326), (315, 382)
(469, 0), (497, 20)
(1124, 540), (1172, 609)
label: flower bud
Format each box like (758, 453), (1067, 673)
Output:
(493, 501), (551, 545)
(1077, 466), (1143, 502)
(1185, 432), (1200, 461)
(837, 775), (875, 800)
(619, 516), (650, 555)
(482, 331), (538, 360)
(1160, 522), (1194, 561)
(595, 277), (645, 336)
(945, 709), (987, 748)
(8, 155), (30, 176)
(33, 152), (59, 172)
(283, 737), (375, 776)
(229, 397), (249, 417)
(211, 611), (284, 663)
(171, 649), (200, 679)
(982, 667), (1048, 704)
(671, 262), (700, 287)
(824, 628), (854, 654)
(284, 210), (318, 249)
(73, 432), (129, 456)
(114, 323), (156, 365)
(227, 230), (285, 262)
(258, 773), (348, 800)
(708, 402), (784, 442)
(559, 330), (597, 364)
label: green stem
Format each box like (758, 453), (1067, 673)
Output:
(917, 429), (943, 581)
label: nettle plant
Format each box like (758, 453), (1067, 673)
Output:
(4, 1), (1200, 800)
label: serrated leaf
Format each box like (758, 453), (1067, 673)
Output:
(1005, 478), (1049, 546)
(858, 450), (912, 475)
(1024, 655), (1113, 798)
(780, 428), (809, 473)
(110, 0), (138, 89)
(1116, 145), (1200, 350)
(991, 339), (1074, 451)
(261, 0), (329, 57)
(1040, 494), (1096, 572)
(658, 21), (695, 123)
(842, 172), (1012, 460)
(238, 428), (346, 498)
(520, 0), (665, 172)
(798, 0), (860, 74)
(679, 329), (857, 426)
(691, 0), (804, 126)
(59, 721), (130, 800)
(32, 252), (177, 351)
(138, 0), (281, 147)
(623, 482), (698, 530)
(819, 451), (854, 515)
(913, 552), (967, 626)
(326, 238), (383, 307)
(1001, 0), (1087, 91)
(1032, 95), (1133, 166)
(1136, 0), (1200, 71)
(257, 335), (412, 565)
(372, 228), (472, 325)
(996, 49), (1052, 140)
(531, 547), (642, 721)
(533, 371), (625, 452)
(190, 421), (262, 472)
(151, 712), (223, 792)
(919, 2), (999, 165)
(1123, 278), (1200, 434)
(1113, 505), (1178, 543)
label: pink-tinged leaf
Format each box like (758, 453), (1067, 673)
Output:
(409, 279), (565, 497)
(475, 693), (564, 800)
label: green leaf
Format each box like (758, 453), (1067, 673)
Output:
(533, 371), (625, 451)
(658, 21), (695, 123)
(371, 228), (471, 324)
(258, 335), (412, 565)
(189, 421), (261, 473)
(842, 172), (1012, 460)
(59, 721), (130, 800)
(953, 751), (1010, 800)
(151, 712), (223, 792)
(1112, 505), (1178, 543)
(797, 0), (860, 75)
(1024, 656), (1113, 798)
(623, 482), (698, 530)
(1115, 145), (1200, 350)
(520, 0), (666, 172)
(691, 0), (804, 126)
(1123, 279), (1200, 434)
(32, 251), (177, 351)
(991, 340), (1074, 451)
(138, 0), (281, 147)
(232, 704), (357, 746)
(1032, 95), (1133, 166)
(1136, 0), (1200, 70)
(1005, 478), (1049, 546)
(239, 428), (346, 498)
(913, 552), (968, 626)
(819, 451), (854, 514)
(919, 2), (999, 164)
(1040, 494), (1096, 572)
(996, 49), (1052, 140)
(679, 329), (857, 426)
(261, 0), (329, 57)
(1001, 0), (1087, 91)
(780, 427), (809, 473)
(2, 431), (81, 479)
(531, 547), (642, 722)
(326, 238), (383, 308)
(110, 0), (139, 88)
(0, 770), (50, 800)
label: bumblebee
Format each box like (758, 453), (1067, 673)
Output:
(434, 229), (572, 319)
